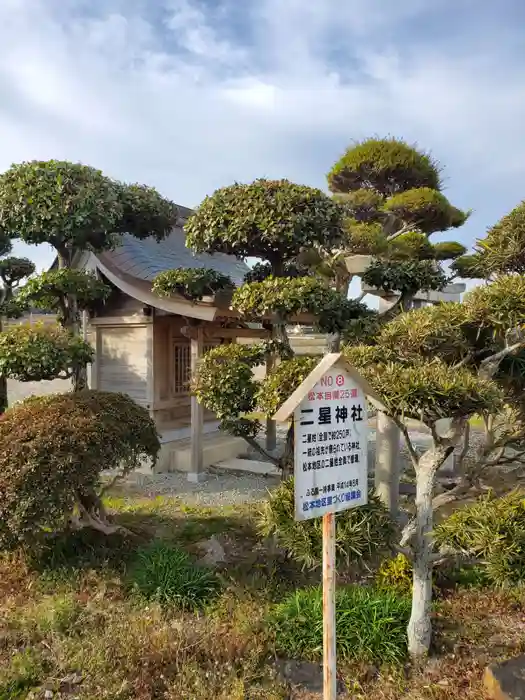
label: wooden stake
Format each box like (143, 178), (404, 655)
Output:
(323, 512), (337, 700)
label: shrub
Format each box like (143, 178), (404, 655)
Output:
(269, 585), (410, 665)
(375, 554), (486, 595)
(257, 479), (395, 570)
(0, 391), (160, 550)
(128, 541), (220, 608)
(376, 553), (412, 595)
(152, 267), (234, 301)
(434, 490), (525, 585)
(0, 323), (93, 381)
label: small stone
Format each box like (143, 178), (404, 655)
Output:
(197, 535), (227, 566)
(44, 691), (54, 699)
(485, 654), (525, 699)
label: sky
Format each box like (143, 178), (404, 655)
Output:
(1, 0), (525, 290)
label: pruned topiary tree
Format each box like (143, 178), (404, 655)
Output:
(159, 178), (370, 465)
(0, 160), (178, 390)
(337, 194), (525, 658)
(324, 138), (470, 517)
(0, 390), (160, 550)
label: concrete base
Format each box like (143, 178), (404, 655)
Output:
(155, 431), (246, 474)
(213, 457), (280, 477)
(187, 471), (208, 484)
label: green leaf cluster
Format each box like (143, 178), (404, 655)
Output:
(342, 350), (502, 423)
(258, 478), (395, 570)
(476, 200), (525, 274)
(0, 160), (177, 260)
(0, 323), (93, 381)
(232, 276), (369, 333)
(152, 267), (234, 301)
(185, 178), (344, 264)
(362, 259), (447, 295)
(327, 137), (441, 196)
(434, 491), (525, 585)
(18, 269), (111, 319)
(384, 187), (468, 234)
(0, 390), (160, 550)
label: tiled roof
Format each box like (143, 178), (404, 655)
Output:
(99, 207), (249, 286)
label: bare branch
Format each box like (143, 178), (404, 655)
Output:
(479, 337), (525, 379)
(391, 414), (420, 468)
(242, 435), (280, 467)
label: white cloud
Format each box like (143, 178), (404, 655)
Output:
(0, 0), (524, 273)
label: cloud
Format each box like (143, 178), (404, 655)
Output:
(0, 0), (524, 277)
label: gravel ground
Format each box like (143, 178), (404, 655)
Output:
(115, 424), (458, 506)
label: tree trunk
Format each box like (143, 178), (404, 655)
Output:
(407, 446), (449, 659)
(57, 247), (87, 392)
(280, 423), (295, 478)
(0, 315), (5, 414)
(326, 333), (341, 352)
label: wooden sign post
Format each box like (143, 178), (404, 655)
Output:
(273, 353), (378, 700)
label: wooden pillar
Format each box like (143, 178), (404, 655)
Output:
(375, 411), (400, 518)
(188, 326), (206, 483)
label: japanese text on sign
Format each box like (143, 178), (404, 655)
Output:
(294, 368), (368, 520)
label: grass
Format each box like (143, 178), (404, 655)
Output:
(128, 540), (221, 608)
(269, 585), (411, 665)
(0, 494), (524, 699)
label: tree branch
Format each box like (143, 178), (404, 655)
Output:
(242, 435), (280, 466)
(391, 414), (420, 468)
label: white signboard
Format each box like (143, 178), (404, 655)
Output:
(294, 366), (368, 521)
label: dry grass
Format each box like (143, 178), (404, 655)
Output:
(1, 496), (524, 699)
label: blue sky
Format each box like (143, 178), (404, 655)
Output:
(1, 0), (525, 286)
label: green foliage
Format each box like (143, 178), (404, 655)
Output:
(0, 296), (29, 320)
(0, 257), (35, 288)
(116, 182), (178, 241)
(244, 261), (306, 283)
(383, 187), (467, 234)
(334, 188), (384, 222)
(362, 258), (447, 294)
(128, 541), (220, 608)
(269, 585), (410, 665)
(342, 351), (502, 423)
(18, 269), (111, 320)
(0, 323), (93, 381)
(193, 342), (268, 438)
(0, 232), (12, 258)
(185, 178), (344, 264)
(0, 160), (123, 254)
(327, 137), (441, 196)
(377, 303), (471, 364)
(344, 220), (388, 255)
(450, 253), (483, 278)
(376, 554), (412, 595)
(0, 160), (177, 260)
(432, 241), (467, 261)
(258, 479), (395, 569)
(434, 491), (525, 585)
(0, 648), (43, 699)
(376, 553), (488, 595)
(387, 231), (435, 261)
(477, 200), (525, 273)
(232, 277), (369, 334)
(463, 275), (525, 338)
(256, 357), (318, 418)
(342, 312), (383, 346)
(0, 390), (160, 549)
(152, 267), (234, 301)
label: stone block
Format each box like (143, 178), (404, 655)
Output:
(485, 655), (525, 699)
